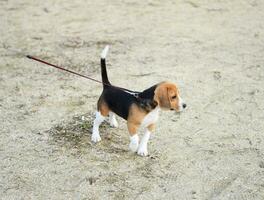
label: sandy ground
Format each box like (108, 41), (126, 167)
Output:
(1, 0), (264, 199)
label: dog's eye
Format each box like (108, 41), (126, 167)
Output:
(172, 95), (177, 99)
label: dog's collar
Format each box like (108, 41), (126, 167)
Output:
(124, 89), (158, 111)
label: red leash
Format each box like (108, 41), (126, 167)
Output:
(26, 55), (106, 85)
(26, 54), (140, 95)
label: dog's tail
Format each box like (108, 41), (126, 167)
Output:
(100, 45), (110, 88)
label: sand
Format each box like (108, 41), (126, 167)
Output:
(1, 0), (264, 199)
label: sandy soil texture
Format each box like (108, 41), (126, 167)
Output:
(1, 0), (264, 199)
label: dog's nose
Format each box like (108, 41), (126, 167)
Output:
(183, 103), (187, 109)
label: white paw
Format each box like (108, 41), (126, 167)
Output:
(129, 141), (139, 152)
(137, 147), (148, 156)
(110, 119), (118, 128)
(91, 133), (101, 143)
(129, 134), (139, 152)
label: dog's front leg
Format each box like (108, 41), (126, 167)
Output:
(127, 122), (139, 152)
(137, 124), (154, 156)
(92, 111), (105, 142)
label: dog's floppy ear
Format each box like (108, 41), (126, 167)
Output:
(154, 85), (171, 109)
(167, 87), (176, 102)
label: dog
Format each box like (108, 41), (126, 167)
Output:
(92, 46), (186, 156)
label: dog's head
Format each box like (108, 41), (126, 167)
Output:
(154, 82), (186, 112)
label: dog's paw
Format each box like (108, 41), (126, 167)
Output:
(129, 135), (139, 152)
(91, 133), (101, 143)
(129, 141), (139, 152)
(137, 147), (148, 156)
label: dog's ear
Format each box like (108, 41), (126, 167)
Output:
(154, 85), (171, 109)
(167, 87), (176, 102)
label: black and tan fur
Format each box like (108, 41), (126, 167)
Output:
(92, 46), (186, 156)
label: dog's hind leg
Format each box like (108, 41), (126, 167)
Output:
(109, 112), (118, 128)
(91, 101), (109, 143)
(92, 111), (105, 142)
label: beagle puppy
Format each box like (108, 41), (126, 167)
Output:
(92, 46), (186, 156)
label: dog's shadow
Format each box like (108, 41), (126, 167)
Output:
(46, 112), (129, 156)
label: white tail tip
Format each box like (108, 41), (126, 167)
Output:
(101, 45), (109, 59)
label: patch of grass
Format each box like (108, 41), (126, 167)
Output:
(47, 113), (96, 151)
(45, 111), (134, 159)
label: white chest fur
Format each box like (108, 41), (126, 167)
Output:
(141, 107), (160, 128)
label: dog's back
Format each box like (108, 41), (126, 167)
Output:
(100, 87), (136, 119)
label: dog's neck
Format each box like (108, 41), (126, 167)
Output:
(137, 84), (159, 112)
(138, 84), (158, 99)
